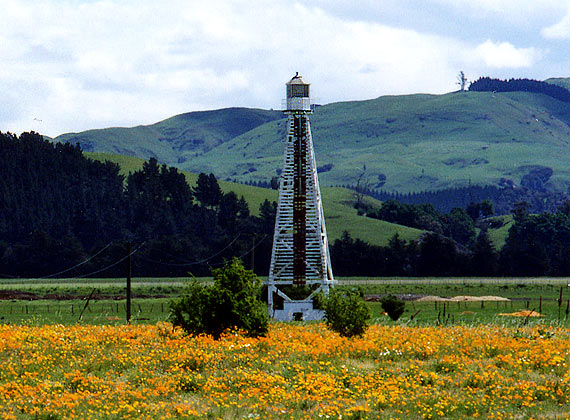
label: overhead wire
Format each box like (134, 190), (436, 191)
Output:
(0, 242), (114, 279)
(40, 242), (114, 278)
(1, 231), (268, 278)
(72, 242), (144, 278)
(138, 233), (244, 266)
(203, 234), (269, 268)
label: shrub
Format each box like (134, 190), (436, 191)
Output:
(169, 258), (268, 338)
(381, 294), (405, 321)
(321, 288), (371, 337)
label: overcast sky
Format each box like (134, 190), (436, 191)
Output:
(2, 0), (570, 137)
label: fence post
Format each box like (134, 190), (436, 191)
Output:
(558, 287), (563, 321)
(126, 242), (132, 324)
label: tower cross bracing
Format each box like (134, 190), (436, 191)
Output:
(267, 73), (335, 321)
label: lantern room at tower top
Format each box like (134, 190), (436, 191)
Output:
(285, 72), (312, 113)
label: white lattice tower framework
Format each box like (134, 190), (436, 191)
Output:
(267, 73), (335, 320)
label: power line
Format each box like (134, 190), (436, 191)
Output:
(73, 242), (144, 278)
(236, 234), (268, 258)
(138, 234), (243, 266)
(208, 234), (269, 267)
(0, 242), (114, 279)
(40, 242), (114, 279)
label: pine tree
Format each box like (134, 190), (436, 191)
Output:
(194, 173), (222, 208)
(470, 229), (498, 276)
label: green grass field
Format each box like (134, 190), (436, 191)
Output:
(86, 150), (513, 248)
(2, 277), (570, 327)
(85, 152), (426, 246)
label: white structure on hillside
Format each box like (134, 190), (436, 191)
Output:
(267, 73), (335, 321)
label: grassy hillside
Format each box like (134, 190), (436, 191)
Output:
(320, 188), (423, 245)
(59, 108), (282, 165)
(546, 77), (570, 91)
(86, 152), (424, 246)
(487, 215), (514, 250)
(189, 91), (570, 194)
(70, 88), (570, 195)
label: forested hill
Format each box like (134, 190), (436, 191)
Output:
(469, 77), (570, 102)
(0, 131), (424, 278)
(53, 78), (570, 206)
(0, 132), (277, 278)
(6, 131), (570, 278)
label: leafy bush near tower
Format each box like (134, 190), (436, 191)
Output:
(169, 258), (268, 338)
(381, 294), (406, 321)
(320, 288), (371, 337)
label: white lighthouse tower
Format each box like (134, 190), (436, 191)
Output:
(267, 73), (335, 321)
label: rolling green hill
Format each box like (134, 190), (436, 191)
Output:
(87, 152), (511, 249)
(546, 77), (570, 91)
(86, 152), (424, 246)
(62, 87), (570, 195)
(59, 108), (282, 164)
(192, 91), (570, 193)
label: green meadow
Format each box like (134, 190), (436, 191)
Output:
(86, 152), (426, 246)
(2, 277), (570, 327)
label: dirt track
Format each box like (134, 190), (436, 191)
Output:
(416, 295), (510, 302)
(0, 290), (167, 301)
(365, 294), (511, 302)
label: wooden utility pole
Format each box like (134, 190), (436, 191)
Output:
(558, 287), (563, 321)
(126, 242), (132, 324)
(250, 233), (256, 273)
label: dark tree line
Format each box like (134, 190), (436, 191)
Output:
(238, 177), (279, 190)
(351, 184), (502, 213)
(469, 77), (570, 102)
(362, 199), (478, 246)
(7, 131), (570, 278)
(342, 180), (569, 216)
(331, 231), (477, 277)
(0, 132), (276, 278)
(331, 198), (570, 277)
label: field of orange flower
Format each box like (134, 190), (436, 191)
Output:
(1, 322), (570, 420)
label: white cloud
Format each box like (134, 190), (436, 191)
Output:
(0, 0), (552, 136)
(473, 40), (538, 68)
(430, 0), (568, 22)
(542, 9), (570, 39)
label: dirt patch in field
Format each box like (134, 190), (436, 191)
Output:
(0, 290), (41, 300)
(451, 295), (510, 302)
(499, 310), (543, 317)
(415, 295), (510, 302)
(0, 289), (168, 301)
(365, 294), (511, 302)
(414, 295), (448, 302)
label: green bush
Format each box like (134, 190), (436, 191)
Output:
(169, 258), (268, 338)
(321, 288), (371, 337)
(381, 294), (405, 321)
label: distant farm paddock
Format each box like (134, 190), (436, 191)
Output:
(2, 277), (570, 326)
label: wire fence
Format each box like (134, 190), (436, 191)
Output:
(337, 277), (570, 286)
(0, 299), (170, 323)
